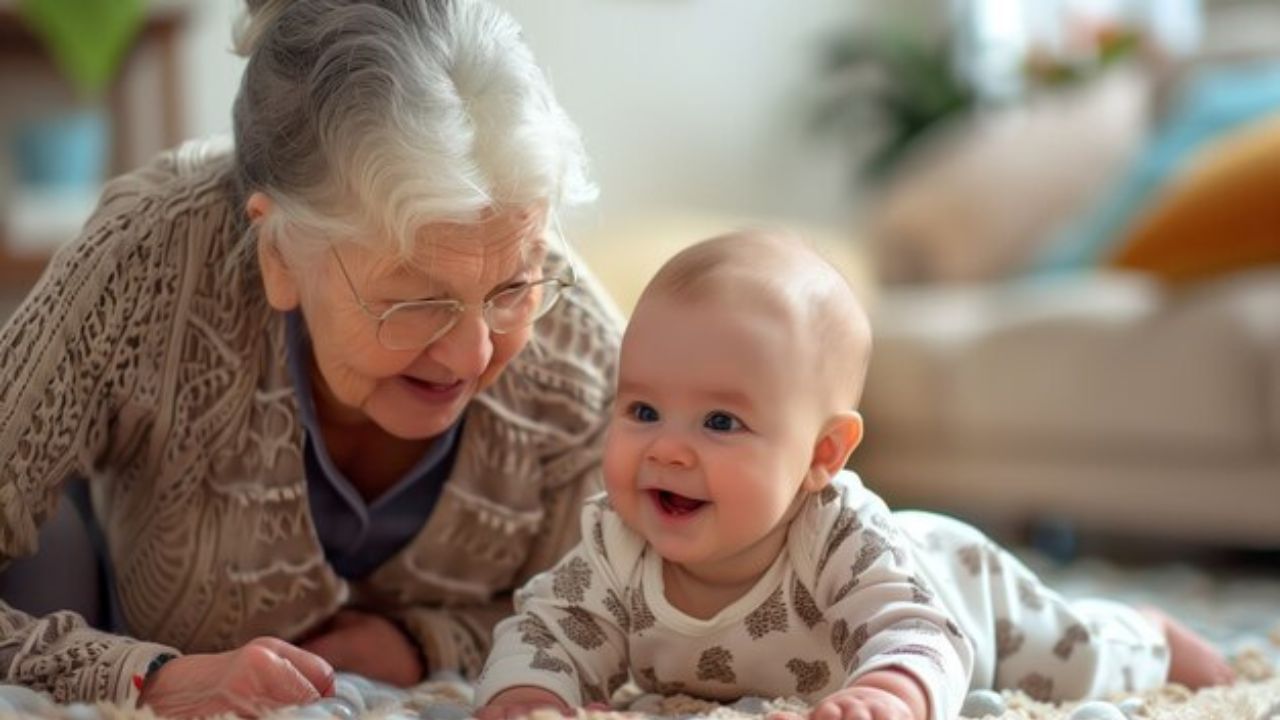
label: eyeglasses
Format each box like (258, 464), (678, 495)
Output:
(330, 241), (577, 351)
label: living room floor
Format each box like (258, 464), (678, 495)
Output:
(1023, 544), (1280, 677)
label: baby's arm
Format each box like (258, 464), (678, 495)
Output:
(476, 686), (574, 720)
(808, 489), (973, 720)
(474, 500), (631, 714)
(809, 669), (928, 720)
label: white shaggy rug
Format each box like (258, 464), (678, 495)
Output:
(5, 553), (1279, 720)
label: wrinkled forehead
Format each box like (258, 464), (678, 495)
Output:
(367, 204), (552, 281)
(421, 205), (547, 256)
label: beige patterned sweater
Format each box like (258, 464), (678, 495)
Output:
(0, 139), (622, 706)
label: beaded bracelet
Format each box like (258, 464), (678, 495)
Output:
(131, 652), (178, 693)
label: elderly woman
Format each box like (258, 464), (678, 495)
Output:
(0, 0), (619, 716)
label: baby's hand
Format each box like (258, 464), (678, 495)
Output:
(805, 685), (915, 720)
(476, 686), (573, 720)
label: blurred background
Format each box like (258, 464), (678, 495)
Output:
(0, 0), (1277, 562)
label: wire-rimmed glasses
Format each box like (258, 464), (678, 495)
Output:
(330, 239), (577, 351)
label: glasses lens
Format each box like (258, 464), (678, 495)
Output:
(379, 303), (459, 350)
(486, 278), (569, 333)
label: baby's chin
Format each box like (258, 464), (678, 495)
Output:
(611, 505), (687, 557)
(647, 540), (706, 566)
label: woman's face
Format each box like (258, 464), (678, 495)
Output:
(264, 203), (549, 440)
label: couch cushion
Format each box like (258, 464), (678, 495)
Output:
(870, 69), (1150, 284)
(1109, 112), (1280, 284)
(864, 272), (1156, 441)
(864, 270), (1280, 456)
(1031, 60), (1280, 276)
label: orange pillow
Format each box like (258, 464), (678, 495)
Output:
(1108, 112), (1280, 284)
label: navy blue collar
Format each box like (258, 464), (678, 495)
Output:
(283, 310), (463, 513)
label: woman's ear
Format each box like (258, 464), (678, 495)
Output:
(249, 192), (300, 311)
(803, 411), (864, 492)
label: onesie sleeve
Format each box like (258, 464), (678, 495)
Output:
(811, 483), (974, 720)
(474, 497), (635, 708)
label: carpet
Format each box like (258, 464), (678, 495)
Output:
(4, 553), (1278, 720)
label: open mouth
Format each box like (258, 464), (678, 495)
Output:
(405, 376), (458, 389)
(650, 489), (708, 517)
(401, 375), (465, 401)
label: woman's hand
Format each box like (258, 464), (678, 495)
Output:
(299, 609), (424, 687)
(138, 636), (334, 719)
(476, 686), (574, 720)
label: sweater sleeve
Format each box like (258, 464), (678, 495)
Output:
(389, 453), (606, 679)
(0, 172), (183, 704)
(473, 499), (633, 708)
(813, 486), (973, 720)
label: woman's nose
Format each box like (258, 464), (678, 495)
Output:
(645, 432), (696, 469)
(427, 309), (494, 378)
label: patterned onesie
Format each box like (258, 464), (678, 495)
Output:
(894, 511), (1169, 701)
(475, 471), (1168, 717)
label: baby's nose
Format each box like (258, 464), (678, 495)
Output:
(645, 433), (696, 468)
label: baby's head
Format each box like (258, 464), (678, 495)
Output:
(603, 229), (872, 579)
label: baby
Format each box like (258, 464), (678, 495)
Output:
(474, 230), (1233, 720)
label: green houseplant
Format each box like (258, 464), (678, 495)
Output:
(810, 17), (1145, 185)
(19, 0), (147, 100)
(12, 0), (146, 189)
(810, 25), (975, 182)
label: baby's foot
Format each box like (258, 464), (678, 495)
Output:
(1139, 606), (1236, 689)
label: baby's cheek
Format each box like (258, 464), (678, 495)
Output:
(602, 431), (643, 507)
(601, 433), (630, 492)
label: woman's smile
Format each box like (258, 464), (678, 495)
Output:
(398, 374), (468, 406)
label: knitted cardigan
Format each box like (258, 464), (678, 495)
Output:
(0, 138), (622, 705)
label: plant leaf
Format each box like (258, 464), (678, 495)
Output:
(18, 0), (146, 99)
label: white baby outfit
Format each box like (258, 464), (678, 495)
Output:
(476, 471), (1168, 718)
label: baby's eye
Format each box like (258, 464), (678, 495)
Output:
(627, 402), (660, 423)
(704, 411), (744, 433)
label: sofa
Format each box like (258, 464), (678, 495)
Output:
(848, 58), (1280, 549)
(853, 267), (1280, 548)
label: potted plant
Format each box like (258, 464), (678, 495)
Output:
(11, 0), (146, 190)
(810, 25), (976, 183)
(5, 0), (146, 254)
(809, 13), (1146, 187)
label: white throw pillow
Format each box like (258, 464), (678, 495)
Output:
(870, 68), (1153, 284)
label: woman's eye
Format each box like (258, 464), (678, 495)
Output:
(489, 283), (532, 309)
(500, 278), (532, 294)
(704, 411), (743, 432)
(627, 402), (660, 423)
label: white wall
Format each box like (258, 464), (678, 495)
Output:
(491, 0), (863, 228)
(180, 1), (903, 231)
(182, 0), (247, 139)
(175, 0), (1280, 228)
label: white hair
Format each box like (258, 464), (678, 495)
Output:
(232, 0), (595, 260)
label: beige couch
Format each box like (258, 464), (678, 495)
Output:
(841, 47), (1280, 550)
(853, 267), (1280, 548)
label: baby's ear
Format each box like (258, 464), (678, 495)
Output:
(804, 411), (863, 492)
